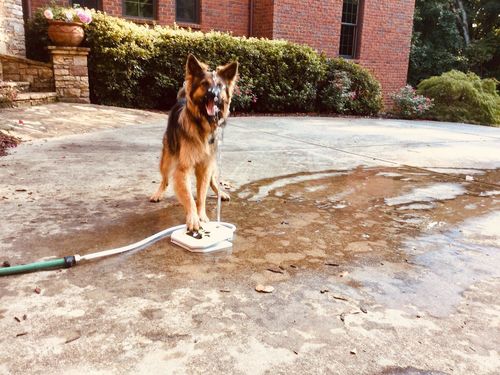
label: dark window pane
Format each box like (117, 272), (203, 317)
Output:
(341, 0), (358, 25)
(124, 0), (154, 18)
(340, 0), (359, 57)
(125, 1), (139, 16)
(339, 24), (356, 57)
(176, 0), (199, 23)
(72, 0), (99, 9)
(139, 0), (153, 18)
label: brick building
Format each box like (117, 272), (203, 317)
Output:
(24, 0), (416, 106)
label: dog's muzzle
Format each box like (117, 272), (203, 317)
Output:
(204, 86), (222, 119)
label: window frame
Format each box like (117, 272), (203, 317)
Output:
(339, 0), (361, 59)
(122, 0), (157, 20)
(175, 0), (201, 25)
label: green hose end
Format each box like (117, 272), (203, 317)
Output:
(0, 258), (68, 276)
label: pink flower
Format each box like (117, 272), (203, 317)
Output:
(77, 10), (92, 24)
(43, 9), (53, 20)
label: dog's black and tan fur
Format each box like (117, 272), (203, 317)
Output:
(150, 54), (238, 231)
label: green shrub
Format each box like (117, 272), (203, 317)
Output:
(26, 9), (382, 115)
(391, 85), (433, 119)
(417, 70), (500, 126)
(318, 58), (382, 115)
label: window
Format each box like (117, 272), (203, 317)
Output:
(339, 0), (360, 58)
(72, 0), (101, 9)
(123, 0), (155, 19)
(176, 0), (200, 24)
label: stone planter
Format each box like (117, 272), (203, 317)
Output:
(47, 21), (85, 47)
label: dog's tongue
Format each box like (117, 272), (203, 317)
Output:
(206, 100), (216, 117)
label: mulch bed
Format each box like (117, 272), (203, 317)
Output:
(0, 131), (20, 156)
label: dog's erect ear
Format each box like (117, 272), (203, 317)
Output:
(217, 61), (239, 84)
(186, 54), (204, 78)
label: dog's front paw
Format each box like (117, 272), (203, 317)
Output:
(149, 191), (162, 203)
(186, 212), (201, 231)
(220, 191), (230, 201)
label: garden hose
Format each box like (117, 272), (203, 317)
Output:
(0, 222), (236, 277)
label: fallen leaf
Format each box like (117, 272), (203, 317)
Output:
(266, 266), (284, 274)
(34, 287), (41, 294)
(332, 295), (349, 301)
(324, 262), (340, 267)
(65, 334), (81, 344)
(255, 284), (274, 293)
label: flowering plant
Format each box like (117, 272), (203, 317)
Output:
(43, 5), (92, 24)
(391, 85), (433, 119)
(321, 71), (356, 113)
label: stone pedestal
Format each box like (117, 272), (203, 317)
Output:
(48, 46), (90, 103)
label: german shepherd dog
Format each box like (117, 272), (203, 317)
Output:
(150, 54), (238, 231)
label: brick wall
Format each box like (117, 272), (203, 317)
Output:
(272, 0), (343, 57)
(28, 0), (416, 107)
(0, 0), (27, 56)
(357, 0), (416, 108)
(252, 0), (273, 39)
(201, 0), (249, 36)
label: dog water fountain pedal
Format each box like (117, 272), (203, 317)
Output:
(171, 125), (236, 253)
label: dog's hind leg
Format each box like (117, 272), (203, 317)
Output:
(210, 172), (230, 201)
(195, 162), (213, 223)
(149, 148), (172, 202)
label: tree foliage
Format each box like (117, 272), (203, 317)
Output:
(409, 0), (499, 85)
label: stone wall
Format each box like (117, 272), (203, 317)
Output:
(48, 46), (90, 103)
(0, 54), (54, 91)
(0, 0), (26, 57)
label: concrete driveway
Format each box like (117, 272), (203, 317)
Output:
(1, 104), (499, 374)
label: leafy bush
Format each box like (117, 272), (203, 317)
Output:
(318, 58), (382, 115)
(26, 10), (382, 115)
(0, 85), (19, 108)
(391, 85), (433, 119)
(417, 70), (500, 126)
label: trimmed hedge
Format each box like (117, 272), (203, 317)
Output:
(26, 10), (382, 115)
(417, 70), (500, 126)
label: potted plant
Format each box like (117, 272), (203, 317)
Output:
(44, 6), (93, 47)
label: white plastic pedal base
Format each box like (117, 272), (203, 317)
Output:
(171, 221), (236, 253)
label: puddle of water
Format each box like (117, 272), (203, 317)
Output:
(350, 211), (500, 317)
(385, 183), (466, 206)
(239, 171), (348, 201)
(5, 166), (500, 317)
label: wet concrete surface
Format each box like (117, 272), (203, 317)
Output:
(1, 114), (500, 374)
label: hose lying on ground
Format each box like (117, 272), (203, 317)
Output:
(0, 222), (236, 276)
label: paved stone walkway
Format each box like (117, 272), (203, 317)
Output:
(1, 103), (499, 375)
